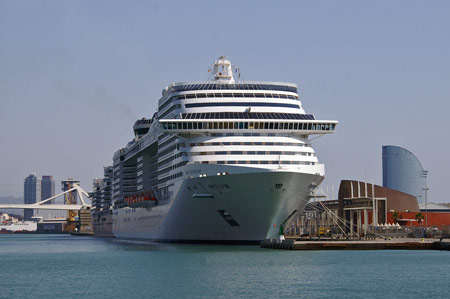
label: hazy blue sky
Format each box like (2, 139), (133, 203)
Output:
(1, 1), (449, 203)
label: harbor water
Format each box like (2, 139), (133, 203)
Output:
(1, 234), (449, 298)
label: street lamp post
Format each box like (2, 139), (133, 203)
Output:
(423, 187), (429, 233)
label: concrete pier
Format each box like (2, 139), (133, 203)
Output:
(260, 238), (450, 251)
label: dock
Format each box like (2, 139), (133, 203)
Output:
(260, 238), (450, 251)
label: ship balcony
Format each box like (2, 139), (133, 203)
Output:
(122, 170), (137, 175)
(122, 178), (137, 183)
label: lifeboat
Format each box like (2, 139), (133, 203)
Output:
(124, 191), (158, 208)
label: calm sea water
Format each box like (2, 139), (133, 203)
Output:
(0, 234), (449, 298)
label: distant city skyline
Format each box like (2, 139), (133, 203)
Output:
(1, 1), (450, 202)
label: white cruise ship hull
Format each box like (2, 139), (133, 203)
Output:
(113, 167), (323, 243)
(96, 56), (338, 244)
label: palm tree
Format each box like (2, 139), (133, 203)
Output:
(392, 212), (402, 224)
(415, 212), (424, 225)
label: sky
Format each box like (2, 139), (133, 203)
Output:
(0, 0), (449, 203)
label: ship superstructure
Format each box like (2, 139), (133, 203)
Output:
(90, 166), (114, 237)
(94, 56), (337, 243)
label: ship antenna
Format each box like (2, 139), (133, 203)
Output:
(234, 67), (241, 83)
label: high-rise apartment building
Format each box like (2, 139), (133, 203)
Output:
(41, 175), (55, 204)
(24, 174), (41, 221)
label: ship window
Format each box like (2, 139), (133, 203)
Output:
(219, 122), (223, 129)
(187, 122), (192, 129)
(233, 93), (244, 97)
(269, 123), (274, 129)
(193, 122), (198, 129)
(284, 123), (289, 129)
(244, 122), (248, 129)
(238, 122), (243, 129)
(206, 93), (215, 98)
(224, 122), (228, 129)
(249, 122), (254, 129)
(272, 94), (279, 98)
(307, 123), (312, 130)
(222, 93), (232, 97)
(254, 93), (265, 98)
(196, 93), (206, 98)
(182, 122), (187, 129)
(185, 94), (196, 99)
(243, 93), (254, 97)
(293, 123), (298, 130)
(274, 123), (279, 129)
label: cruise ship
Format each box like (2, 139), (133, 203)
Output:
(91, 56), (338, 243)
